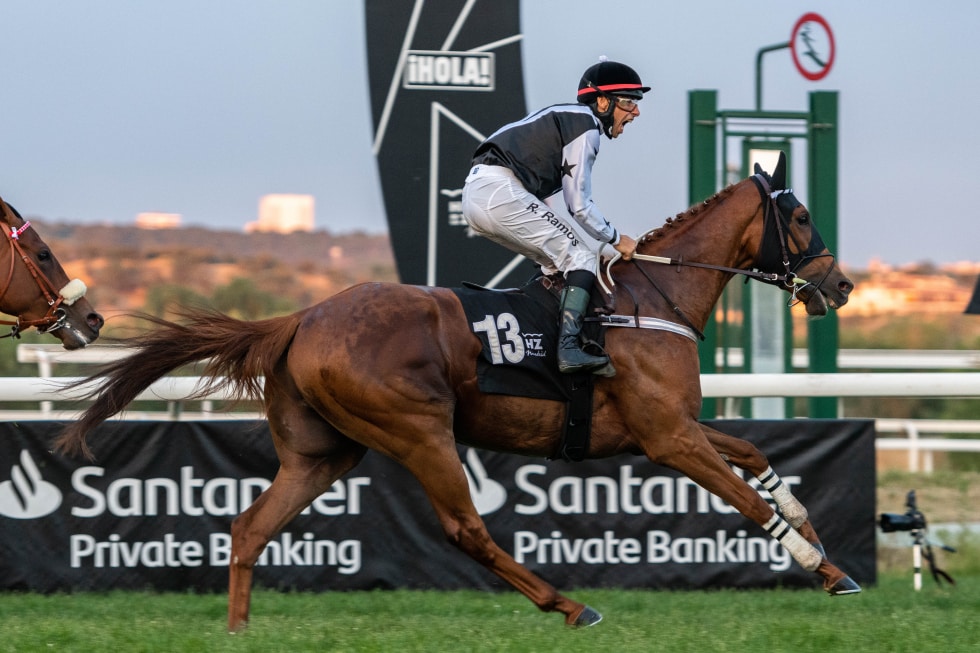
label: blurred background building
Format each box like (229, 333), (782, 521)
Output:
(245, 194), (315, 233)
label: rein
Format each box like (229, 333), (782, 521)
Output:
(598, 175), (814, 341)
(626, 175), (807, 288)
(0, 210), (79, 339)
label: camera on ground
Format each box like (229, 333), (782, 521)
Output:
(878, 489), (927, 533)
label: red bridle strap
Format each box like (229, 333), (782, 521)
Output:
(0, 214), (71, 338)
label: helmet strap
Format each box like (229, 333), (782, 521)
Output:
(592, 94), (616, 139)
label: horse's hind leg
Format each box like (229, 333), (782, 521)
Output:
(400, 440), (600, 627)
(227, 417), (366, 633)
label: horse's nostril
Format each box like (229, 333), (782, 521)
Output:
(839, 281), (853, 294)
(88, 312), (105, 331)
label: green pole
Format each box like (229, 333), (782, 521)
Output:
(754, 42), (791, 110)
(688, 90), (718, 418)
(807, 91), (840, 417)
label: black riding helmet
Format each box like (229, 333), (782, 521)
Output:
(577, 57), (650, 137)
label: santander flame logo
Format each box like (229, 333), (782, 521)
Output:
(462, 449), (507, 516)
(0, 450), (63, 519)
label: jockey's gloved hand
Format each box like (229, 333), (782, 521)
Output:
(613, 234), (637, 261)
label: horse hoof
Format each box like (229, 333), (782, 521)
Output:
(572, 605), (603, 627)
(826, 575), (862, 596)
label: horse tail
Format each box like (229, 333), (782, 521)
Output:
(53, 306), (306, 460)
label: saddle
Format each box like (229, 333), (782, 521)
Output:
(452, 275), (609, 462)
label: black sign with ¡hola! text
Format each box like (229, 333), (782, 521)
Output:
(364, 0), (536, 288)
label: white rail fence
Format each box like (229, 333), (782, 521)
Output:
(4, 345), (980, 473)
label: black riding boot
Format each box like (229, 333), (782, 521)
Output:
(557, 284), (614, 376)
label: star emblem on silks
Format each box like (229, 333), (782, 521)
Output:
(561, 159), (576, 178)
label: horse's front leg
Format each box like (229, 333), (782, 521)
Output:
(702, 424), (854, 587)
(702, 426), (811, 531)
(649, 423), (861, 596)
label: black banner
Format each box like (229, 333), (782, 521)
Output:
(365, 0), (536, 288)
(0, 419), (875, 593)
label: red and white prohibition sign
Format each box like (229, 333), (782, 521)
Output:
(790, 13), (835, 81)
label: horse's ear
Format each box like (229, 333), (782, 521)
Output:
(753, 162), (764, 175)
(772, 151), (787, 190)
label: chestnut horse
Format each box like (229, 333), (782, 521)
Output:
(56, 154), (858, 630)
(0, 196), (103, 349)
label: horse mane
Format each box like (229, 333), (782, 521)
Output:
(637, 182), (740, 246)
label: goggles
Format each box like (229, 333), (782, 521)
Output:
(613, 96), (640, 111)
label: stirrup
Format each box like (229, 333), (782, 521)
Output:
(592, 361), (616, 378)
(557, 350), (611, 375)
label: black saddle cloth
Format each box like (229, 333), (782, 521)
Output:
(452, 279), (572, 401)
(452, 278), (600, 462)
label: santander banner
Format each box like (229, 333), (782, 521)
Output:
(0, 420), (875, 592)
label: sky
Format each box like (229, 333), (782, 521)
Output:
(4, 1), (980, 268)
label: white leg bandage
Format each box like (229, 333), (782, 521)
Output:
(763, 512), (822, 571)
(758, 466), (808, 528)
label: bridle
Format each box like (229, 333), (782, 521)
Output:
(597, 175), (834, 340)
(749, 173), (835, 296)
(0, 204), (85, 339)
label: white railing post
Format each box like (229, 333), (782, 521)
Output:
(36, 349), (53, 418)
(906, 422), (919, 473)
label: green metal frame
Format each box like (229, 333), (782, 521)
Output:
(688, 89), (840, 419)
(741, 139), (794, 418)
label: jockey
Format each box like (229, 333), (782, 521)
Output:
(461, 57), (646, 377)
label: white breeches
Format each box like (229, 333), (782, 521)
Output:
(462, 165), (599, 276)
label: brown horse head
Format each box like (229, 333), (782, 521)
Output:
(616, 152), (852, 331)
(0, 198), (103, 349)
(751, 152), (852, 317)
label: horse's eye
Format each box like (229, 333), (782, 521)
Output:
(797, 213), (810, 226)
(37, 249), (52, 262)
